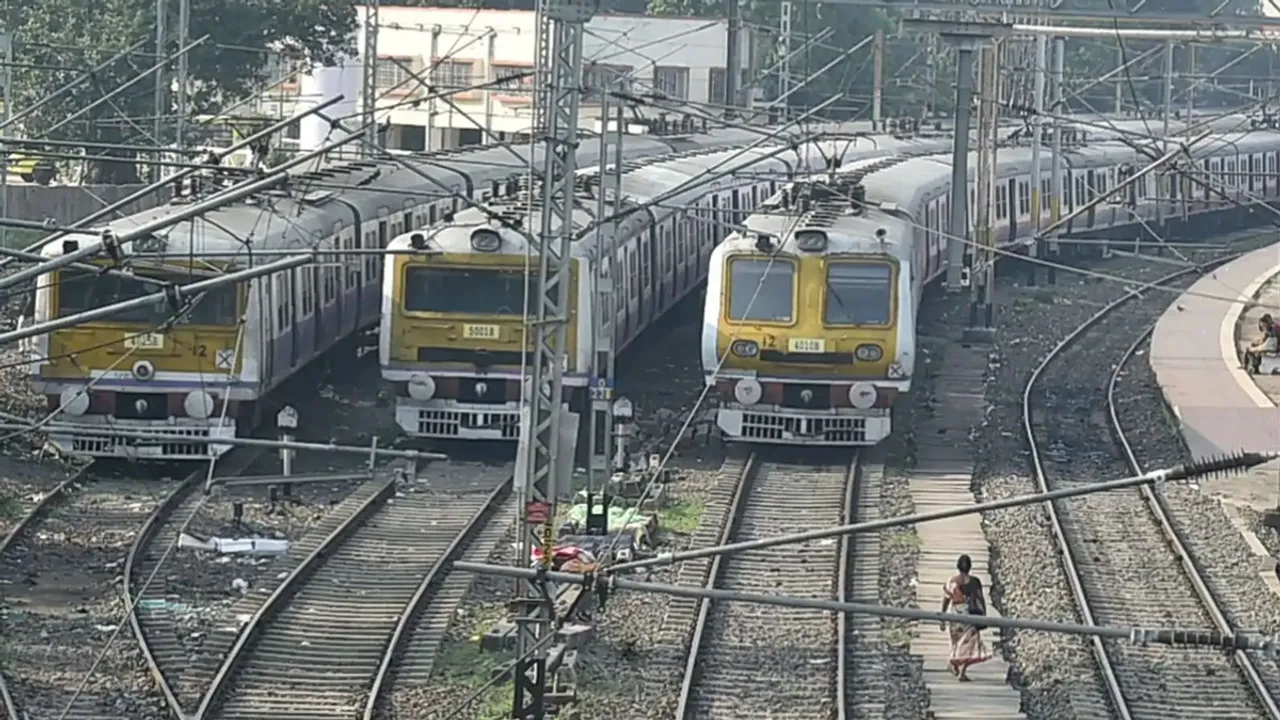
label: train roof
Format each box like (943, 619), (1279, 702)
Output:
(36, 124), (814, 264)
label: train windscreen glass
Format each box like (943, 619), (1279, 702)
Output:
(824, 262), (893, 325)
(728, 258), (794, 322)
(404, 266), (533, 315)
(57, 270), (238, 325)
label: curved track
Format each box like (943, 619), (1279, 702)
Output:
(1022, 254), (1280, 720)
(675, 450), (861, 720)
(0, 464), (181, 720)
(195, 461), (514, 720)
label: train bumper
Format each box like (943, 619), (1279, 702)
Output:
(716, 405), (891, 445)
(44, 417), (237, 460)
(395, 397), (521, 441)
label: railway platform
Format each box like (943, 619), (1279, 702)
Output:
(1150, 243), (1280, 459)
(908, 344), (1026, 720)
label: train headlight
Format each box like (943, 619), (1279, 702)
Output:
(132, 360), (155, 381)
(408, 374), (437, 401)
(470, 229), (502, 252)
(730, 340), (759, 358)
(184, 391), (215, 419)
(59, 388), (89, 416)
(733, 379), (762, 406)
(855, 344), (883, 362)
(848, 382), (878, 410)
(794, 230), (827, 252)
(887, 362), (907, 379)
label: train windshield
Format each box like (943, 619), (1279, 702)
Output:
(403, 266), (533, 315)
(727, 258), (794, 322)
(56, 270), (239, 326)
(824, 262), (894, 325)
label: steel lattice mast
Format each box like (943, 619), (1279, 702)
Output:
(361, 0), (380, 155)
(512, 0), (596, 715)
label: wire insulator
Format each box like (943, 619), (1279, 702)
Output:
(1168, 450), (1276, 482)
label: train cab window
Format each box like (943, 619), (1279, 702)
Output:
(824, 262), (893, 326)
(726, 258), (794, 323)
(402, 265), (534, 315)
(57, 269), (238, 325)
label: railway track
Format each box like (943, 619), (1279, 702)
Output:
(1022, 253), (1280, 720)
(194, 460), (514, 720)
(675, 450), (863, 720)
(0, 464), (182, 720)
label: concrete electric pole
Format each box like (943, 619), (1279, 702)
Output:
(966, 41), (998, 340)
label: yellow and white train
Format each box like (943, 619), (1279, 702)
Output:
(704, 124), (1280, 445)
(377, 138), (915, 440)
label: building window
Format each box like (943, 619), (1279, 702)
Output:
(376, 57), (413, 91)
(430, 60), (474, 90)
(584, 64), (632, 95)
(709, 67), (748, 104)
(653, 66), (689, 100)
(264, 53), (302, 88)
(493, 64), (534, 94)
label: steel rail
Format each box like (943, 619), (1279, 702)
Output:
(1109, 323), (1280, 720)
(674, 450), (859, 719)
(674, 451), (757, 720)
(0, 464), (95, 720)
(361, 473), (515, 720)
(192, 475), (397, 719)
(834, 455), (860, 720)
(1021, 244), (1271, 720)
(122, 443), (270, 719)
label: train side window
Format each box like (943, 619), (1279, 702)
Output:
(627, 250), (637, 298)
(285, 272), (295, 326)
(275, 276), (286, 332)
(375, 220), (388, 280)
(429, 205), (438, 224)
(711, 195), (721, 230)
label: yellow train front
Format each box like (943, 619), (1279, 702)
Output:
(379, 209), (589, 441)
(26, 238), (246, 458)
(701, 179), (915, 445)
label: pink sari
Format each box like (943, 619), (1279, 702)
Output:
(944, 575), (993, 674)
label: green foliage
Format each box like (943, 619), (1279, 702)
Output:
(5, 0), (355, 182)
(0, 492), (15, 518)
(658, 496), (704, 534)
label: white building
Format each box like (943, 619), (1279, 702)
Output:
(268, 6), (746, 152)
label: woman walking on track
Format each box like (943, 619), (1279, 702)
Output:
(940, 553), (993, 682)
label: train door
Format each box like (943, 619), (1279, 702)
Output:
(643, 226), (657, 324)
(626, 244), (638, 341)
(1085, 170), (1097, 228)
(285, 270), (297, 369)
(1006, 177), (1018, 243)
(260, 276), (274, 386)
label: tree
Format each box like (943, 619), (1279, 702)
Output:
(4, 0), (356, 183)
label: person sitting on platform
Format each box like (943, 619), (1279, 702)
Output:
(1244, 313), (1279, 375)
